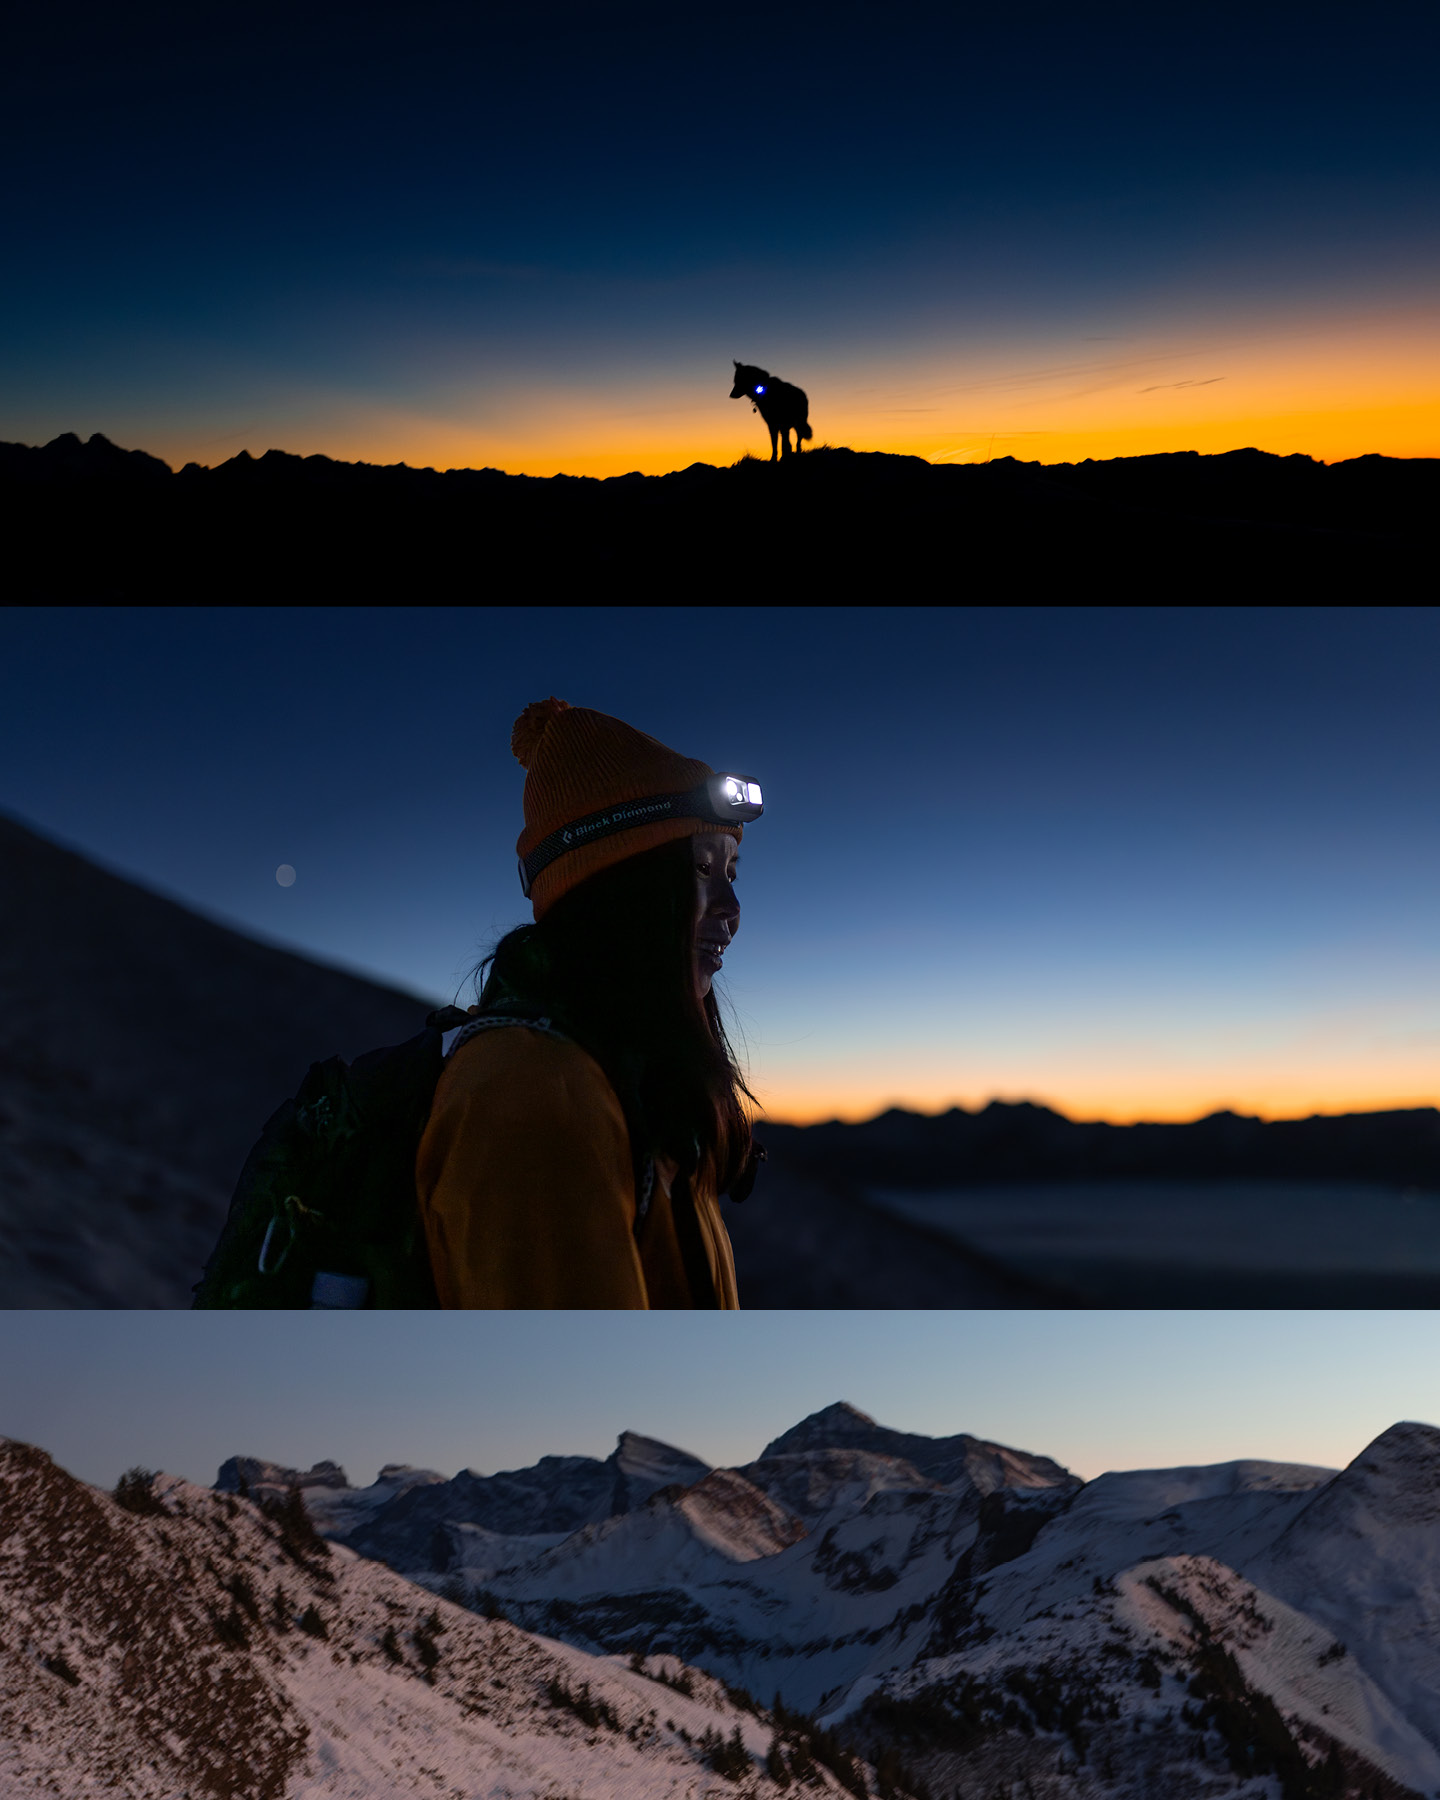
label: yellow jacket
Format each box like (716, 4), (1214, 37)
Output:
(415, 1024), (740, 1309)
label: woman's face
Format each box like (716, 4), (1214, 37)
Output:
(692, 830), (741, 997)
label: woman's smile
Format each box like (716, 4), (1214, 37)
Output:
(692, 829), (741, 997)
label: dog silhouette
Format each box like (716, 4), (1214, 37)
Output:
(730, 362), (813, 459)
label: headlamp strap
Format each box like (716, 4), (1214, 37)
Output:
(518, 776), (764, 895)
(519, 787), (698, 895)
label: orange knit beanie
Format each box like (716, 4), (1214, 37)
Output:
(512, 697), (743, 919)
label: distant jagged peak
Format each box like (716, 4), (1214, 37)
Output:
(759, 1402), (878, 1456)
(215, 1454), (351, 1494)
(612, 1428), (708, 1471)
(610, 1430), (710, 1508)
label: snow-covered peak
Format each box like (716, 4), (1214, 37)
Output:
(1309, 1418), (1440, 1525)
(1252, 1419), (1440, 1752)
(612, 1430), (711, 1509)
(759, 1402), (882, 1458)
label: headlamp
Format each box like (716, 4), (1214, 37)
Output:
(519, 771), (764, 896)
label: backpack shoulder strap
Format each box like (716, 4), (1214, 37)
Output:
(440, 1013), (572, 1060)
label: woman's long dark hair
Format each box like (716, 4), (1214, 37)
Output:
(470, 835), (757, 1196)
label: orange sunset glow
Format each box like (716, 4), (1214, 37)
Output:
(140, 302), (1440, 481)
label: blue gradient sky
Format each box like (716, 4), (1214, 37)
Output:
(4, 1), (1439, 470)
(3, 1311), (1437, 1492)
(6, 604), (1440, 1124)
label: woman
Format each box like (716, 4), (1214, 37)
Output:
(415, 696), (764, 1308)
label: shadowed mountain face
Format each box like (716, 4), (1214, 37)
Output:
(0, 810), (435, 1306)
(4, 434), (1432, 595)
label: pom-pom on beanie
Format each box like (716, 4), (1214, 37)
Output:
(512, 697), (742, 919)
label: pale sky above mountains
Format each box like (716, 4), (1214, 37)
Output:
(5, 1310), (1438, 1494)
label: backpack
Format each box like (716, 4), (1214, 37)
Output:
(191, 1004), (657, 1309)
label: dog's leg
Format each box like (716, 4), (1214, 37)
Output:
(769, 421), (779, 461)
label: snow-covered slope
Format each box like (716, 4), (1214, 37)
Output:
(373, 1408), (1085, 1715)
(1254, 1421), (1440, 1754)
(206, 1405), (1440, 1800)
(858, 1548), (1438, 1800)
(0, 1436), (888, 1800)
(513, 1468), (811, 1599)
(843, 1427), (1440, 1800)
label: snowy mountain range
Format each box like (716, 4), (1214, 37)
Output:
(216, 1402), (1440, 1800)
(0, 1434), (888, 1800)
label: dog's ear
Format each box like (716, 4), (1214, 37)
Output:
(733, 359), (740, 368)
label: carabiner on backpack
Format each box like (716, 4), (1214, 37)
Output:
(257, 1193), (323, 1275)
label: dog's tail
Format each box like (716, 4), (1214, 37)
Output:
(799, 421), (813, 441)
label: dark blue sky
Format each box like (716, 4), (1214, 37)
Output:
(5, 604), (1440, 1123)
(5, 2), (1438, 469)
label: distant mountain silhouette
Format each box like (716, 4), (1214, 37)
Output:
(4, 432), (1431, 595)
(750, 1097), (1440, 1190)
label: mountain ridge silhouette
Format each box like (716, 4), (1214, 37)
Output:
(5, 432), (1430, 593)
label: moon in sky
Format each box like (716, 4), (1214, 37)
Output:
(275, 864), (296, 887)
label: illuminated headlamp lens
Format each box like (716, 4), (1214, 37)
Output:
(708, 773), (764, 821)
